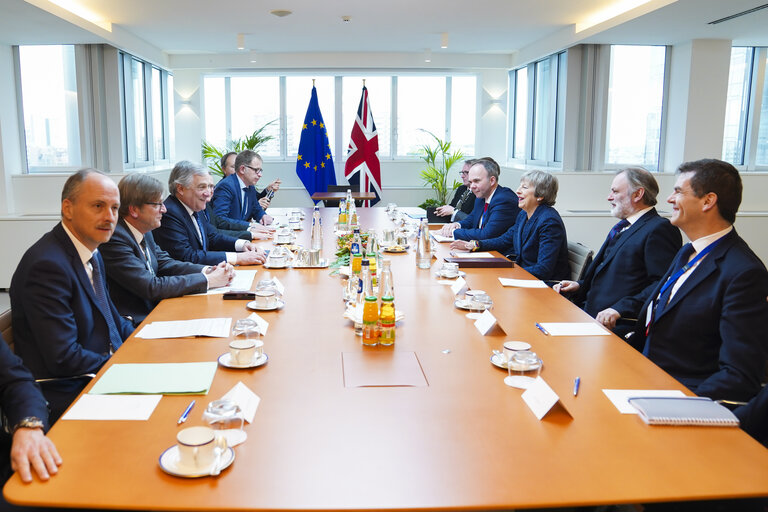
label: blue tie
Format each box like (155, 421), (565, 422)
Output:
(607, 219), (630, 242)
(194, 211), (207, 250)
(90, 256), (123, 352)
(242, 187), (249, 219)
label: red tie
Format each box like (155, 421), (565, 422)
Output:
(479, 202), (489, 228)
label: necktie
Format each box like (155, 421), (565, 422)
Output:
(479, 202), (489, 228)
(607, 218), (630, 242)
(194, 211), (207, 250)
(242, 187), (249, 219)
(140, 239), (154, 276)
(90, 256), (123, 352)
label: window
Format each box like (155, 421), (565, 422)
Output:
(605, 45), (666, 170)
(18, 45), (82, 170)
(120, 51), (174, 168)
(202, 73), (476, 161)
(722, 47), (768, 170)
(508, 52), (565, 165)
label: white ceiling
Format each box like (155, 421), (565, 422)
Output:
(1, 0), (767, 63)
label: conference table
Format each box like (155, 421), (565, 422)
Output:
(5, 207), (768, 510)
(310, 191), (377, 202)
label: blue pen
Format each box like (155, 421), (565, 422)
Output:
(535, 323), (550, 335)
(177, 400), (196, 425)
(573, 377), (580, 396)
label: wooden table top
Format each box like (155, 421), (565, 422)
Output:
(5, 207), (768, 510)
(310, 191), (377, 201)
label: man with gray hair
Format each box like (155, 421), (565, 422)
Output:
(100, 173), (235, 326)
(153, 161), (266, 266)
(555, 167), (682, 340)
(10, 169), (135, 422)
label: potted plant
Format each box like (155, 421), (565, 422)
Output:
(201, 119), (278, 178)
(417, 129), (464, 222)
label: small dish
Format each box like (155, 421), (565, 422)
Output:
(383, 245), (408, 253)
(246, 299), (285, 311)
(490, 353), (543, 371)
(263, 261), (290, 269)
(158, 445), (234, 478)
(218, 352), (268, 369)
(435, 270), (466, 279)
(453, 299), (472, 311)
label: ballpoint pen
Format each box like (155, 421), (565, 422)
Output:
(573, 377), (580, 396)
(177, 400), (196, 425)
(535, 323), (550, 335)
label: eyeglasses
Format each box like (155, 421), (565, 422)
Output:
(145, 201), (164, 208)
(243, 164), (263, 174)
(460, 171), (469, 175)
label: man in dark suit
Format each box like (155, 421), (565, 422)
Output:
(202, 173), (274, 241)
(439, 157), (520, 241)
(10, 169), (135, 422)
(630, 159), (768, 402)
(153, 161), (267, 266)
(0, 335), (62, 487)
(555, 168), (682, 338)
(212, 150), (274, 230)
(434, 159), (477, 223)
(100, 174), (234, 326)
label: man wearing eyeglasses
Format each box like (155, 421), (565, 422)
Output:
(212, 150), (274, 229)
(434, 159), (476, 223)
(100, 173), (234, 326)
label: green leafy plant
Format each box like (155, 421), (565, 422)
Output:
(418, 129), (464, 207)
(201, 119), (278, 177)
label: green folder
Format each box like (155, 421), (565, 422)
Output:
(88, 362), (218, 395)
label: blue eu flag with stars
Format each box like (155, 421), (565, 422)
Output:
(296, 86), (336, 203)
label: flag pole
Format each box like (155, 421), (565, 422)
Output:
(363, 79), (366, 87)
(312, 79), (315, 87)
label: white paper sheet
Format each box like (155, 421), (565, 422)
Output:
(221, 382), (261, 423)
(135, 318), (233, 339)
(451, 251), (495, 258)
(431, 233), (454, 243)
(499, 277), (548, 288)
(603, 389), (687, 414)
(246, 312), (269, 335)
(536, 322), (611, 336)
(192, 270), (258, 295)
(62, 394), (162, 420)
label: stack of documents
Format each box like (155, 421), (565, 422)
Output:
(136, 318), (232, 339)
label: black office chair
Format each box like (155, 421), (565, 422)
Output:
(322, 184), (361, 208)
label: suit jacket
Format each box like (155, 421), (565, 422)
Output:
(478, 206), (570, 281)
(449, 185), (476, 222)
(100, 218), (208, 325)
(631, 229), (768, 402)
(453, 186), (520, 241)
(735, 383), (768, 448)
(577, 208), (682, 326)
(0, 335), (50, 480)
(9, 223), (134, 420)
(212, 173), (266, 230)
(203, 203), (252, 240)
(153, 195), (237, 266)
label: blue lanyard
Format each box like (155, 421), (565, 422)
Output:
(656, 238), (723, 304)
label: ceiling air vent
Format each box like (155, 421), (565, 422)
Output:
(708, 3), (768, 24)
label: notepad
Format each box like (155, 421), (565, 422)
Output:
(628, 397), (740, 426)
(498, 277), (548, 288)
(88, 362), (218, 395)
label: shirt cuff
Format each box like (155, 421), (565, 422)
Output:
(226, 252), (237, 265)
(234, 239), (247, 251)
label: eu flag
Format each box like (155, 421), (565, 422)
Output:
(296, 86), (336, 203)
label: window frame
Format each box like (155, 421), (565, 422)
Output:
(728, 46), (768, 172)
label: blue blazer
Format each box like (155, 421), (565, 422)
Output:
(478, 206), (570, 281)
(153, 195), (238, 266)
(203, 203), (252, 240)
(577, 208), (682, 330)
(453, 186), (520, 241)
(632, 229), (768, 402)
(9, 223), (134, 420)
(100, 218), (208, 325)
(212, 173), (266, 230)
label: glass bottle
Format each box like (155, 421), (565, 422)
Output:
(378, 297), (395, 346)
(367, 233), (378, 289)
(415, 217), (432, 269)
(310, 205), (323, 251)
(361, 259), (378, 345)
(354, 259), (369, 336)
(338, 200), (347, 226)
(379, 258), (394, 301)
(350, 227), (362, 275)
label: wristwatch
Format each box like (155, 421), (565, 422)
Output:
(12, 416), (44, 434)
(470, 240), (479, 252)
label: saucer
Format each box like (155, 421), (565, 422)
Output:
(158, 445), (234, 478)
(436, 270), (466, 279)
(247, 299), (285, 311)
(218, 352), (268, 369)
(383, 245), (408, 253)
(490, 353), (542, 371)
(264, 261), (289, 269)
(453, 299), (475, 311)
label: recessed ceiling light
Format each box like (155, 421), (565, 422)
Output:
(270, 9), (292, 17)
(342, 16), (351, 23)
(441, 33), (449, 49)
(237, 33), (245, 50)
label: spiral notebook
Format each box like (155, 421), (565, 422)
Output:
(627, 396), (740, 426)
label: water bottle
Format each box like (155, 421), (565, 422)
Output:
(415, 218), (432, 269)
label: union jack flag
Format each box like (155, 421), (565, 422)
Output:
(344, 86), (381, 206)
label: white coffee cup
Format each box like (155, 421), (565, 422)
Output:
(441, 262), (459, 278)
(255, 290), (277, 308)
(176, 426), (216, 469)
(229, 338), (257, 365)
(503, 340), (532, 361)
